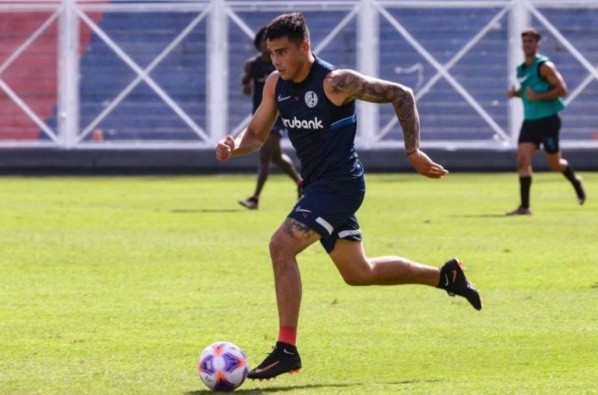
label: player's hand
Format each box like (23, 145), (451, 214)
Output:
(407, 149), (448, 179)
(216, 136), (235, 161)
(507, 86), (518, 98)
(525, 87), (538, 101)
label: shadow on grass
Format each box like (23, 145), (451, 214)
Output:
(170, 208), (241, 213)
(185, 383), (355, 394)
(186, 379), (442, 394)
(450, 213), (508, 218)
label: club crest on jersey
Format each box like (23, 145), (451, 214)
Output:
(304, 91), (318, 108)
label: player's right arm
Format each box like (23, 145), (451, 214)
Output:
(216, 72), (280, 162)
(507, 86), (520, 98)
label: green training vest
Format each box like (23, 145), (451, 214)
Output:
(517, 54), (565, 120)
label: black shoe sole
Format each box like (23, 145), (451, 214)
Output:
(247, 368), (301, 380)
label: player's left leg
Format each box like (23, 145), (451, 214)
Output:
(542, 116), (586, 205)
(329, 239), (438, 286)
(328, 240), (482, 310)
(545, 152), (586, 205)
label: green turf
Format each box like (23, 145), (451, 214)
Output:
(0, 173), (596, 394)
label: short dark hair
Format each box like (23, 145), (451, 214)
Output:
(265, 12), (310, 45)
(521, 28), (541, 41)
(253, 26), (267, 51)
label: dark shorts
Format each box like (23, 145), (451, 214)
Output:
(287, 176), (366, 253)
(519, 114), (561, 153)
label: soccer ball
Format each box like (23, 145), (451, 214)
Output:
(198, 341), (248, 392)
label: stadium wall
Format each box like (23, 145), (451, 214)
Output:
(0, 0), (597, 172)
(0, 148), (596, 174)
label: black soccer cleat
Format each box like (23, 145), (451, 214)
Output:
(239, 196), (258, 210)
(438, 258), (482, 311)
(505, 206), (532, 216)
(573, 176), (586, 205)
(247, 342), (301, 380)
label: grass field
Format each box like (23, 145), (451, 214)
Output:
(0, 172), (596, 394)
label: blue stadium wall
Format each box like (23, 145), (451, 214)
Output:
(0, 4), (597, 172)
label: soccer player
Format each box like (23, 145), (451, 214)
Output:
(506, 28), (586, 215)
(216, 12), (482, 380)
(238, 27), (303, 210)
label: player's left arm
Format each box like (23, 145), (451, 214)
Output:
(526, 61), (568, 101)
(324, 69), (447, 179)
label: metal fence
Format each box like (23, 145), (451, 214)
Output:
(0, 0), (597, 150)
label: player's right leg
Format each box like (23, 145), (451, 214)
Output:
(249, 179), (364, 380)
(247, 341), (302, 380)
(506, 142), (535, 215)
(247, 217), (320, 380)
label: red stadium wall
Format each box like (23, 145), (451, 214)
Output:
(0, 8), (106, 140)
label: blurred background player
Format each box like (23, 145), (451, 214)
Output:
(506, 28), (586, 215)
(238, 27), (302, 210)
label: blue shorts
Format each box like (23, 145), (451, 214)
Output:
(287, 176), (366, 253)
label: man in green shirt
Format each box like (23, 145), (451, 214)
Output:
(506, 28), (585, 215)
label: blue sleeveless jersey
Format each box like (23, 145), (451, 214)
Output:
(275, 57), (362, 184)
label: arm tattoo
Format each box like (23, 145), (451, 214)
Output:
(330, 71), (420, 153)
(283, 218), (316, 240)
(396, 92), (420, 154)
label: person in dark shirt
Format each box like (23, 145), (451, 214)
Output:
(238, 27), (302, 210)
(505, 28), (585, 215)
(216, 12), (482, 380)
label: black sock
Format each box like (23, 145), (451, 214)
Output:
(276, 341), (297, 351)
(520, 176), (532, 208)
(562, 165), (577, 184)
(437, 266), (448, 290)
